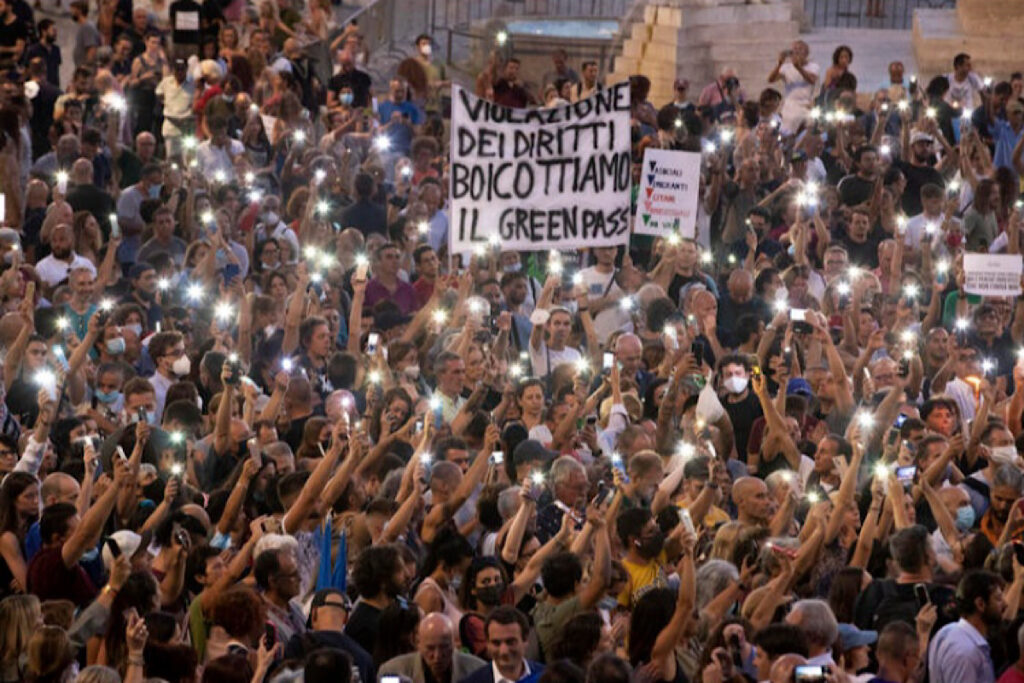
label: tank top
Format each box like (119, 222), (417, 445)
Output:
(414, 576), (464, 644)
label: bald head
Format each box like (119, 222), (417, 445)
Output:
(727, 269), (754, 303)
(732, 477), (771, 525)
(71, 158), (93, 184)
(420, 612), (454, 640)
(419, 612), (456, 676)
(769, 654), (806, 683)
(41, 472), (79, 506)
(615, 333), (643, 377)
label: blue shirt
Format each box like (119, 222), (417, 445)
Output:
(992, 118), (1024, 174)
(927, 618), (994, 683)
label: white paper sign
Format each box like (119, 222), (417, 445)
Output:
(634, 148), (701, 238)
(963, 253), (1023, 297)
(175, 10), (199, 31)
(448, 83), (632, 253)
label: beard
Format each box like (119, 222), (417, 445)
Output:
(52, 247), (72, 260)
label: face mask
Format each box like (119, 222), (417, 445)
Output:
(148, 184), (162, 199)
(264, 325), (277, 339)
(449, 574), (462, 593)
(634, 529), (665, 559)
(403, 364), (420, 380)
(125, 323), (143, 338)
(262, 211), (280, 226)
(106, 337), (126, 355)
(95, 389), (121, 404)
(955, 504), (976, 532)
(172, 355), (191, 377)
(988, 445), (1018, 467)
(340, 93), (353, 106)
(475, 584), (504, 606)
(222, 93), (233, 102)
(503, 262), (522, 273)
(419, 44), (431, 57)
(597, 596), (618, 612)
(723, 376), (748, 394)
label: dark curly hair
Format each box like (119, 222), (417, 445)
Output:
(211, 586), (265, 645)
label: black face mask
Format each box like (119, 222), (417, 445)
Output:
(476, 584), (504, 606)
(635, 529), (665, 559)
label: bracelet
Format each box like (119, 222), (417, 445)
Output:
(128, 656), (144, 667)
(102, 585), (119, 597)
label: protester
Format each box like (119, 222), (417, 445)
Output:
(0, 4), (1022, 682)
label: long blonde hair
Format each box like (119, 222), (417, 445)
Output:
(0, 595), (40, 668)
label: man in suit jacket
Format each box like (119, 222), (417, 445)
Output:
(457, 607), (544, 683)
(379, 613), (486, 683)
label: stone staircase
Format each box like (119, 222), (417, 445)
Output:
(605, 1), (799, 107)
(913, 0), (1024, 80)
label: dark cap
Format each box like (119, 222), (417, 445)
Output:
(513, 439), (558, 465)
(790, 150), (808, 163)
(129, 261), (155, 279)
(311, 588), (352, 611)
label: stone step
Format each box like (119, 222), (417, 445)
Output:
(680, 1), (793, 26)
(913, 9), (1024, 79)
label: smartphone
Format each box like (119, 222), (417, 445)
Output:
(691, 342), (704, 367)
(110, 216), (121, 239)
(264, 622), (276, 647)
(790, 308), (812, 335)
(914, 582), (930, 609)
(105, 537), (121, 558)
(602, 352), (614, 371)
(896, 465), (917, 484)
(115, 446), (127, 464)
(367, 333), (380, 355)
(136, 406), (148, 424)
(594, 480), (612, 505)
(489, 451), (504, 465)
(415, 419), (423, 435)
(554, 500), (583, 524)
(793, 665), (829, 683)
(894, 413), (908, 429)
(898, 356), (911, 378)
(752, 365), (762, 377)
(586, 415), (598, 427)
(223, 263), (241, 283)
(678, 508), (695, 535)
(610, 453), (631, 484)
(355, 260), (369, 280)
(381, 677), (401, 683)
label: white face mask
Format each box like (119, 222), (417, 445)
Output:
(723, 376), (749, 395)
(403, 364), (420, 380)
(419, 43), (431, 57)
(172, 355), (191, 377)
(125, 323), (143, 338)
(989, 445), (1018, 467)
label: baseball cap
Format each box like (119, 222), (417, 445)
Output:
(838, 623), (877, 650)
(786, 378), (814, 398)
(513, 439), (558, 466)
(101, 529), (154, 569)
(910, 130), (934, 145)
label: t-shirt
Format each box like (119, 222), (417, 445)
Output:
(723, 391), (763, 461)
(617, 557), (667, 608)
(0, 17), (23, 67)
(170, 0), (202, 45)
(894, 160), (944, 216)
(578, 266), (631, 344)
(837, 174), (875, 207)
(26, 546), (98, 607)
(532, 596), (584, 662)
(344, 601), (382, 655)
(72, 21), (102, 67)
(365, 278), (418, 316)
(529, 342), (581, 379)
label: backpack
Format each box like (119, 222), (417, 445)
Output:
(869, 580), (921, 631)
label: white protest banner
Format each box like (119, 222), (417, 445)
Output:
(963, 253), (1023, 297)
(634, 148), (701, 238)
(449, 83), (632, 254)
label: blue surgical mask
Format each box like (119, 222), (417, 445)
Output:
(148, 184), (162, 199)
(105, 337), (126, 355)
(95, 389), (121, 404)
(125, 323), (143, 337)
(340, 92), (353, 105)
(503, 262), (522, 273)
(956, 505), (976, 532)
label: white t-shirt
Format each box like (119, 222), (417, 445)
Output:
(944, 72), (984, 109)
(34, 253), (96, 287)
(529, 341), (581, 378)
(578, 266), (633, 345)
(779, 61), (821, 133)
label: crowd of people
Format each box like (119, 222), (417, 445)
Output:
(0, 0), (1023, 680)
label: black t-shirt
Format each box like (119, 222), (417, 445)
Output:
(895, 160), (944, 216)
(344, 602), (382, 657)
(723, 391), (763, 461)
(837, 174), (875, 207)
(834, 223), (886, 268)
(329, 69), (372, 108)
(0, 16), (24, 66)
(170, 0), (202, 46)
